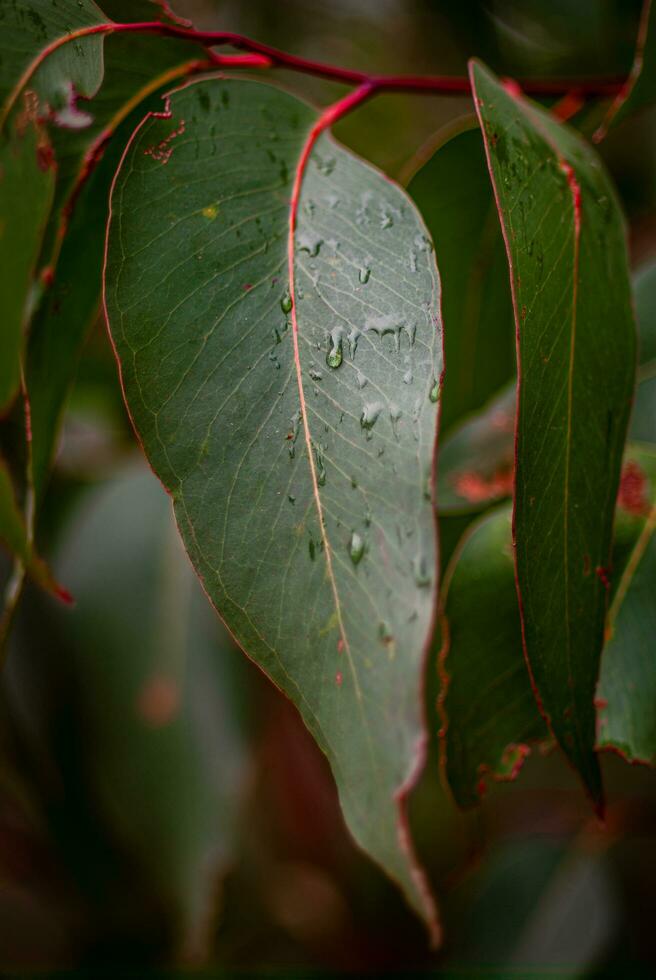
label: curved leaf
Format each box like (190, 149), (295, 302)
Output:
(439, 504), (547, 808)
(104, 77), (442, 937)
(471, 59), (636, 807)
(595, 0), (656, 139)
(407, 125), (514, 434)
(597, 445), (656, 765)
(0, 0), (107, 120)
(0, 112), (54, 412)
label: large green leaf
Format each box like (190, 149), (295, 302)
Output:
(104, 77), (442, 936)
(470, 60), (636, 806)
(597, 445), (656, 765)
(0, 113), (54, 412)
(407, 125), (514, 434)
(55, 464), (251, 956)
(439, 504), (547, 808)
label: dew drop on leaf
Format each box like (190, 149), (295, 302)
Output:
(349, 531), (365, 565)
(360, 402), (383, 432)
(281, 291), (292, 314)
(359, 266), (371, 284)
(429, 378), (440, 403)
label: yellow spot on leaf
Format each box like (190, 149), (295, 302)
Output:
(202, 204), (219, 219)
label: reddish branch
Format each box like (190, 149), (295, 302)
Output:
(2, 18), (626, 129)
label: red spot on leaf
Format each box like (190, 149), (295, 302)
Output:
(617, 459), (649, 515)
(337, 638), (344, 654)
(596, 566), (611, 590)
(335, 671), (343, 687)
(242, 282), (253, 291)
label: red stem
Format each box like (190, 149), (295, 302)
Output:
(2, 18), (625, 130)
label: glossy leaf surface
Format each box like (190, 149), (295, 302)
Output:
(105, 77), (442, 935)
(471, 60), (636, 806)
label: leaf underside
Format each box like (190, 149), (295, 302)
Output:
(104, 76), (442, 935)
(471, 60), (636, 806)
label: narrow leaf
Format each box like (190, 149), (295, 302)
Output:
(407, 125), (514, 434)
(105, 78), (441, 937)
(439, 504), (547, 808)
(630, 258), (656, 445)
(597, 446), (656, 764)
(0, 112), (54, 411)
(471, 59), (636, 806)
(595, 0), (656, 140)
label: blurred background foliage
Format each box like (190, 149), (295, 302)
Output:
(1, 0), (655, 975)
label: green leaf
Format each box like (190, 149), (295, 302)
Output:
(0, 0), (107, 121)
(436, 384), (514, 514)
(630, 258), (656, 446)
(0, 114), (54, 411)
(104, 78), (442, 936)
(595, 0), (656, 139)
(597, 445), (656, 765)
(55, 464), (251, 957)
(407, 125), (514, 434)
(470, 59), (636, 807)
(439, 504), (547, 807)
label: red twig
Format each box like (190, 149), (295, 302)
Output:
(1, 19), (626, 129)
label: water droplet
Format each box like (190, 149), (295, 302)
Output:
(403, 368), (413, 385)
(360, 402), (383, 433)
(390, 404), (402, 438)
(288, 494), (296, 504)
(348, 327), (361, 359)
(350, 476), (358, 489)
(288, 409), (302, 458)
(379, 621), (393, 644)
(359, 266), (371, 284)
(326, 328), (343, 369)
(269, 350), (281, 369)
(314, 443), (327, 485)
(309, 538), (316, 561)
(297, 231), (323, 257)
(409, 249), (418, 273)
(380, 210), (394, 229)
(349, 531), (365, 565)
(281, 291), (292, 314)
(356, 369), (367, 389)
(309, 367), (323, 381)
(429, 378), (440, 403)
(316, 154), (336, 176)
(413, 554), (432, 587)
